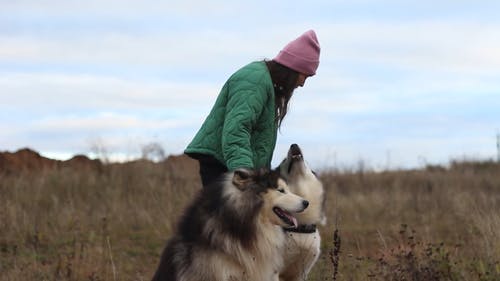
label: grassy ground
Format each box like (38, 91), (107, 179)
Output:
(1, 159), (500, 280)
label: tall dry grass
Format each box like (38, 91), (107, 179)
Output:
(313, 160), (500, 280)
(0, 160), (199, 280)
(1, 158), (500, 280)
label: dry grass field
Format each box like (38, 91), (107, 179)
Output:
(1, 149), (500, 280)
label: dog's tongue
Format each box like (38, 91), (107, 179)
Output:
(282, 209), (298, 228)
(290, 216), (298, 228)
(274, 207), (298, 228)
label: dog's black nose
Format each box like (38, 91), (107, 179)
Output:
(290, 144), (302, 156)
(302, 200), (309, 209)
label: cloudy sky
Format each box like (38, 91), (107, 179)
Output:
(1, 0), (499, 170)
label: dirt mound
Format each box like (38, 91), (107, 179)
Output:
(163, 154), (200, 181)
(163, 154), (198, 174)
(61, 154), (103, 172)
(0, 148), (59, 174)
(0, 148), (198, 176)
(0, 148), (104, 175)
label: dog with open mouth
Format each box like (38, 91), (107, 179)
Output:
(152, 168), (309, 281)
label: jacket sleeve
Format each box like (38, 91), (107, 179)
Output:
(222, 88), (267, 171)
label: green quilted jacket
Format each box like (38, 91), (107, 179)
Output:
(185, 61), (277, 171)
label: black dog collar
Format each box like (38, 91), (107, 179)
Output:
(284, 224), (317, 234)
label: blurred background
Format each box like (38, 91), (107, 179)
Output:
(1, 0), (500, 170)
(2, 2), (500, 280)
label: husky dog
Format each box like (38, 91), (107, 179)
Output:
(277, 144), (326, 281)
(152, 168), (309, 281)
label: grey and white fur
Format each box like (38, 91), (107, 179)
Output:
(152, 168), (309, 281)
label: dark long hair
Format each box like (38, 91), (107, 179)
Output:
(265, 60), (299, 128)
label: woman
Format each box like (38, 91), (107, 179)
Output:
(185, 30), (321, 186)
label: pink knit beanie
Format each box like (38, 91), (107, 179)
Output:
(273, 30), (321, 76)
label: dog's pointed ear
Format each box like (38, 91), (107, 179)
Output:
(232, 168), (252, 190)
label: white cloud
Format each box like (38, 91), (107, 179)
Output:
(319, 21), (500, 75)
(32, 113), (179, 131)
(1, 0), (240, 17)
(0, 72), (220, 111)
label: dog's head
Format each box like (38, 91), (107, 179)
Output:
(229, 168), (309, 228)
(277, 144), (326, 225)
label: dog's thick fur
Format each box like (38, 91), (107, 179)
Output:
(152, 168), (309, 281)
(277, 144), (326, 281)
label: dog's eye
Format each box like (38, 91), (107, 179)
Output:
(277, 188), (286, 193)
